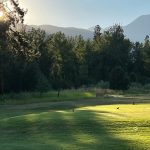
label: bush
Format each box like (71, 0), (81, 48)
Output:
(96, 81), (110, 89)
(130, 82), (142, 90)
(109, 66), (130, 90)
(143, 84), (150, 90)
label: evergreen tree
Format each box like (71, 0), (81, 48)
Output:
(94, 25), (102, 41)
(110, 66), (130, 90)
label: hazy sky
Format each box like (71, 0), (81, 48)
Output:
(19, 0), (150, 29)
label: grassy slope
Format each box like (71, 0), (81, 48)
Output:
(0, 103), (150, 150)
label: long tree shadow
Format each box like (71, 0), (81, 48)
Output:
(69, 110), (136, 150)
(0, 107), (148, 150)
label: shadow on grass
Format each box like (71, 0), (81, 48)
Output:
(1, 94), (150, 113)
(0, 109), (146, 150)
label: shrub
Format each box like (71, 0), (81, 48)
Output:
(96, 81), (110, 89)
(130, 82), (142, 90)
(143, 84), (150, 90)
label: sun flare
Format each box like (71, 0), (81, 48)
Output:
(0, 11), (3, 18)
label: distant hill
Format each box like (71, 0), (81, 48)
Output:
(27, 25), (94, 39)
(123, 14), (150, 42)
(26, 14), (150, 42)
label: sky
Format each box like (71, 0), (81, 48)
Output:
(19, 0), (150, 29)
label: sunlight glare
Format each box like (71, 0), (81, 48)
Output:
(0, 11), (3, 18)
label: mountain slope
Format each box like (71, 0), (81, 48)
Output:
(27, 14), (150, 42)
(28, 25), (94, 39)
(123, 14), (150, 42)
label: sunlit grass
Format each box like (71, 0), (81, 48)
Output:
(0, 103), (149, 150)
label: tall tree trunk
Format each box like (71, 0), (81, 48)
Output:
(0, 74), (4, 94)
(57, 89), (60, 97)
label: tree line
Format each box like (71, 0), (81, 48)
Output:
(0, 1), (150, 94)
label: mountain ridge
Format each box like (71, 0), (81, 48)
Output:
(27, 14), (150, 42)
(27, 24), (94, 39)
(123, 14), (150, 42)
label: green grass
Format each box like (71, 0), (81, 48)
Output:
(1, 88), (150, 105)
(0, 102), (150, 150)
(0, 89), (96, 105)
(0, 90), (150, 149)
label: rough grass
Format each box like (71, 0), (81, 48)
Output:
(1, 88), (150, 105)
(0, 102), (150, 150)
(0, 89), (96, 105)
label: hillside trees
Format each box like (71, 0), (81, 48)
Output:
(141, 36), (150, 82)
(89, 25), (131, 89)
(72, 35), (88, 87)
(1, 12), (150, 94)
(129, 42), (145, 83)
(94, 25), (102, 41)
(104, 25), (131, 71)
(0, 0), (46, 93)
(0, 0), (26, 93)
